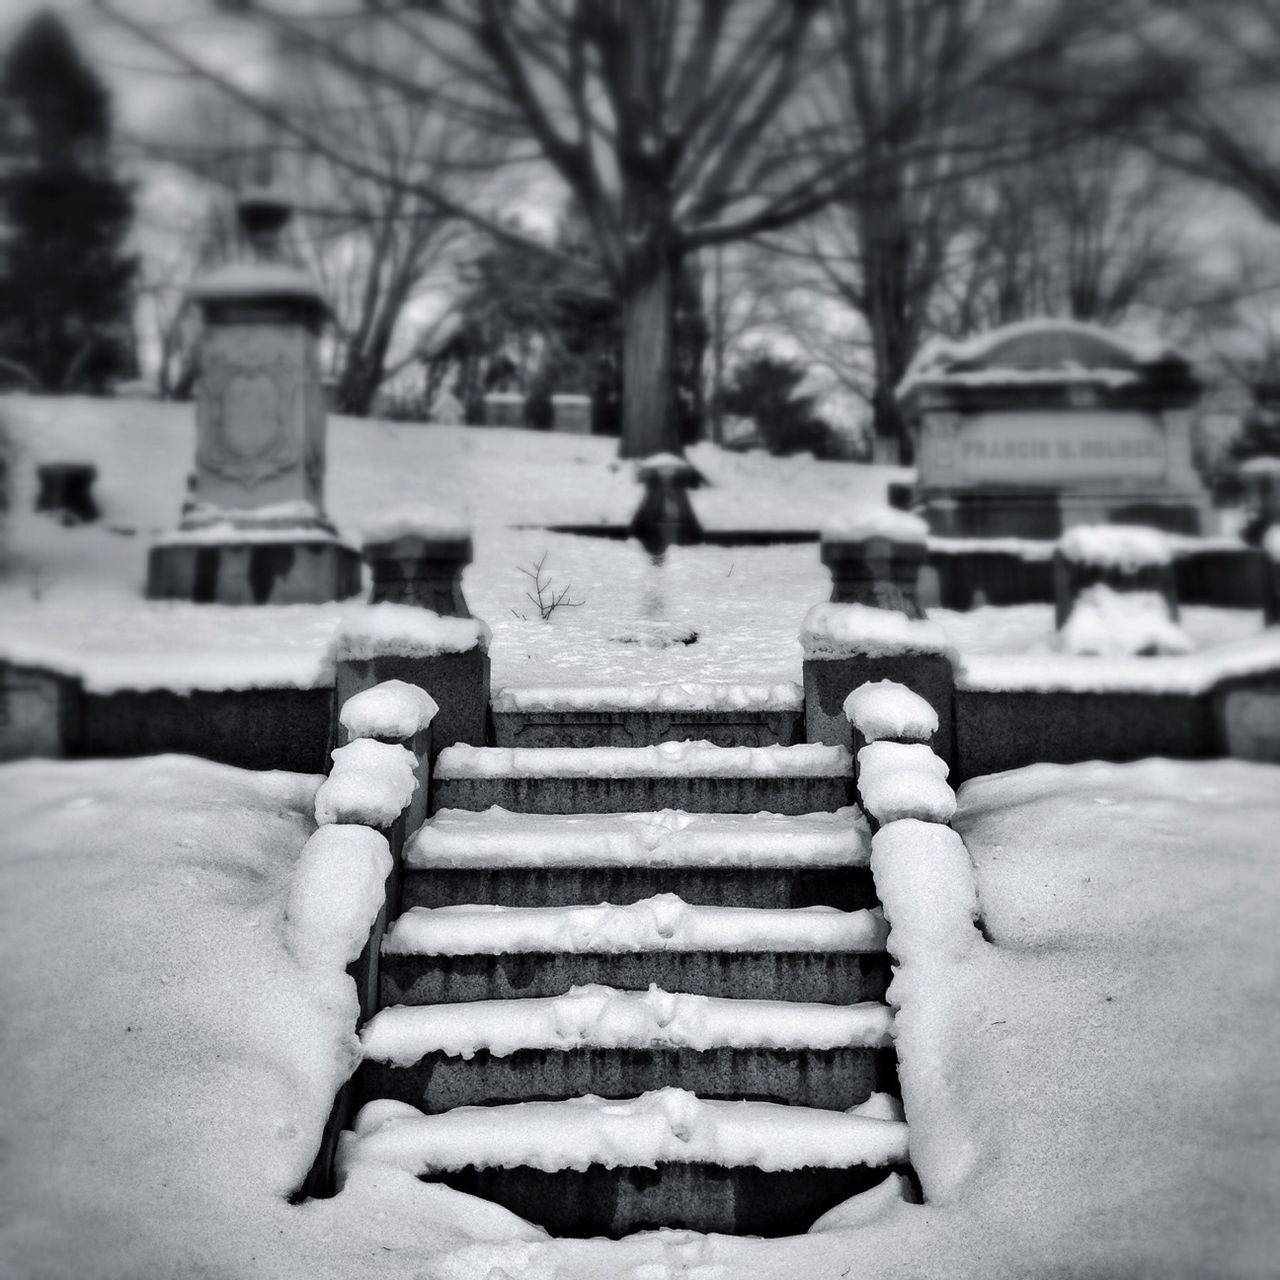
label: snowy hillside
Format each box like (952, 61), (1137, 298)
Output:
(0, 394), (1271, 695)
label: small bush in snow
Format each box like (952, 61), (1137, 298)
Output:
(513, 552), (584, 621)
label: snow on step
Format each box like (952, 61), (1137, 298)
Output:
(382, 893), (887, 956)
(343, 1088), (910, 1174)
(406, 806), (870, 869)
(314, 738), (418, 827)
(433, 741), (852, 780)
(361, 984), (894, 1063)
(490, 682), (804, 713)
(844, 680), (939, 743)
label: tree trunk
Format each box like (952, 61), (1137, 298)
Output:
(619, 252), (678, 459)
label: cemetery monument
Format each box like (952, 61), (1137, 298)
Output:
(146, 188), (360, 604)
(898, 319), (1208, 539)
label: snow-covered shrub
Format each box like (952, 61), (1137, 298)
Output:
(1058, 584), (1192, 657)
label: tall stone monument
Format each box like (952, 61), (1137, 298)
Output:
(898, 319), (1207, 538)
(147, 188), (360, 604)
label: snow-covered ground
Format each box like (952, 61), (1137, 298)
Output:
(1, 394), (1273, 695)
(1, 753), (1276, 1278)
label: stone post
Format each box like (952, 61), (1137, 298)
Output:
(630, 454), (702, 557)
(1053, 526), (1179, 628)
(482, 392), (525, 428)
(802, 511), (955, 769)
(364, 531), (473, 616)
(332, 512), (490, 755)
(822, 535), (926, 618)
(147, 187), (360, 604)
(1265, 529), (1280, 626)
(551, 393), (592, 434)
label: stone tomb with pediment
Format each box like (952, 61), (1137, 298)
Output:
(897, 320), (1209, 539)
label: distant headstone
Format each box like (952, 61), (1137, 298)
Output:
(898, 320), (1208, 538)
(1218, 684), (1280, 762)
(147, 187), (359, 604)
(551, 393), (591, 434)
(0, 662), (72, 761)
(431, 390), (465, 425)
(482, 392), (525, 428)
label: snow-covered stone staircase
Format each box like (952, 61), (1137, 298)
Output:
(345, 714), (911, 1237)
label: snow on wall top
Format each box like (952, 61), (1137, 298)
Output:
(822, 507), (929, 544)
(359, 984), (894, 1063)
(956, 628), (1280, 693)
(360, 504), (472, 545)
(801, 602), (954, 659)
(330, 603), (490, 661)
(343, 1086), (911, 1174)
(1058, 524), (1172, 569)
(845, 679), (939, 742)
(339, 679), (438, 741)
(407, 805), (871, 869)
(314, 738), (418, 827)
(433, 740), (851, 779)
(283, 825), (392, 969)
(489, 681), (805, 713)
(382, 893), (887, 956)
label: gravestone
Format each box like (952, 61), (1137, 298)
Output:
(482, 392), (525, 428)
(147, 188), (360, 604)
(898, 320), (1208, 539)
(551, 393), (592, 434)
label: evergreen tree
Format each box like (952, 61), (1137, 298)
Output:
(0, 11), (136, 392)
(721, 353), (832, 458)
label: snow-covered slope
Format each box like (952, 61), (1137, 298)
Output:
(2, 753), (1276, 1277)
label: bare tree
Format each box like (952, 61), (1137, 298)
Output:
(98, 0), (873, 457)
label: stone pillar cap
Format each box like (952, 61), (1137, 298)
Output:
(637, 452), (696, 478)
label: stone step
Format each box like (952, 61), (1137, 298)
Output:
(490, 683), (805, 749)
(339, 1089), (910, 1238)
(380, 949), (890, 1006)
(356, 987), (896, 1114)
(403, 802), (875, 910)
(357, 1044), (898, 1115)
(431, 742), (853, 815)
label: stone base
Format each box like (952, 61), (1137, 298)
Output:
(919, 488), (1211, 539)
(804, 655), (956, 771)
(147, 538), (362, 605)
(334, 649), (490, 754)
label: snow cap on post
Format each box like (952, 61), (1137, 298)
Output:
(1058, 524), (1172, 571)
(284, 824), (393, 969)
(845, 679), (939, 743)
(822, 507), (928, 545)
(857, 741), (956, 826)
(331, 602), (491, 662)
(800, 602), (952, 660)
(314, 737), (419, 827)
(339, 678), (439, 743)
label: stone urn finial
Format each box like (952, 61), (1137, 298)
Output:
(237, 185), (293, 262)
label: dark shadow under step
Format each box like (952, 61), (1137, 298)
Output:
(400, 865), (878, 911)
(433, 1161), (910, 1238)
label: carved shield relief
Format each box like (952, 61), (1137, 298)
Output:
(197, 327), (305, 489)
